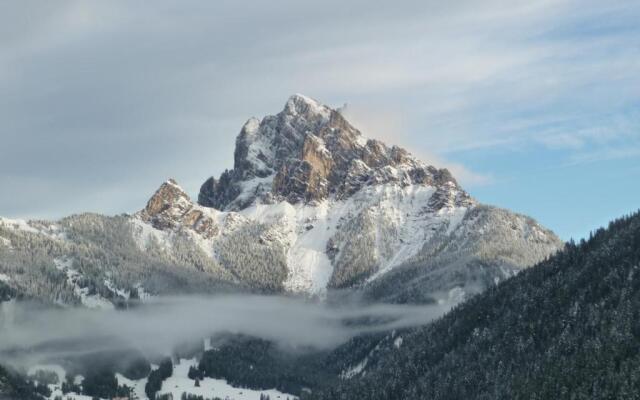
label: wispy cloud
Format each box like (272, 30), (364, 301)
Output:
(340, 103), (495, 187)
(567, 145), (640, 165)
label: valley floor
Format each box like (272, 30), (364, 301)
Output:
(31, 359), (297, 400)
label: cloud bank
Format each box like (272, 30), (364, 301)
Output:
(0, 295), (453, 367)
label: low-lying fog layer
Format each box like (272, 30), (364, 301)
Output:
(0, 295), (454, 367)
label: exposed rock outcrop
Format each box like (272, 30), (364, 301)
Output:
(139, 179), (219, 238)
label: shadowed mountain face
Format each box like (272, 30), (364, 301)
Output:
(0, 95), (562, 305)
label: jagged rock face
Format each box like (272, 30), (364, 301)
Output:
(139, 179), (219, 238)
(198, 94), (472, 211)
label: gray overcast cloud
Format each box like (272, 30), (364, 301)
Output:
(1, 1), (638, 225)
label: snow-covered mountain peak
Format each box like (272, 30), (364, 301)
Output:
(0, 92), (565, 308)
(110, 95), (561, 296)
(0, 95), (563, 304)
(198, 95), (472, 212)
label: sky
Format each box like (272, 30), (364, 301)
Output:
(0, 0), (638, 240)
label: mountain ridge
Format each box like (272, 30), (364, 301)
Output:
(134, 94), (560, 296)
(0, 94), (562, 305)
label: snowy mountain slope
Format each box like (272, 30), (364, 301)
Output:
(361, 204), (563, 304)
(0, 214), (241, 307)
(130, 94), (562, 297)
(0, 94), (562, 304)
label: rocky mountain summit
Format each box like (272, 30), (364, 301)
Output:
(0, 94), (563, 306)
(198, 94), (472, 211)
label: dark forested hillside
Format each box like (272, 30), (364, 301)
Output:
(0, 365), (42, 400)
(313, 211), (640, 400)
(197, 335), (335, 394)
